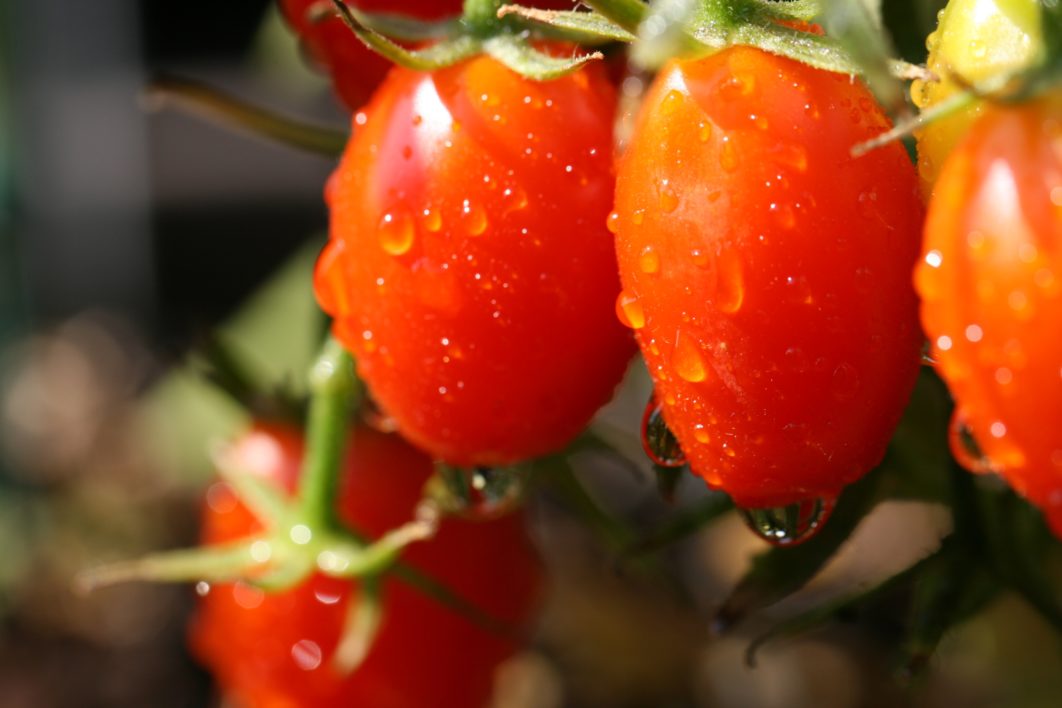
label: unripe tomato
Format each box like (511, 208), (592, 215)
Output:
(190, 422), (541, 708)
(613, 47), (924, 511)
(911, 0), (1043, 195)
(916, 94), (1062, 534)
(315, 58), (635, 466)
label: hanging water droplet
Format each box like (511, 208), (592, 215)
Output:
(738, 496), (834, 546)
(606, 210), (621, 234)
(428, 462), (527, 520)
(641, 395), (687, 468)
(615, 289), (645, 329)
(378, 211), (415, 256)
(948, 409), (996, 474)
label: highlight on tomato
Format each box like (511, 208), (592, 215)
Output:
(612, 45), (925, 544)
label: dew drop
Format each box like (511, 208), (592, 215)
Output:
(658, 180), (679, 213)
(461, 199), (488, 236)
(719, 138), (738, 172)
(641, 395), (687, 468)
(378, 211), (415, 256)
(421, 207), (442, 233)
(606, 211), (621, 234)
(429, 463), (527, 520)
(770, 202), (796, 229)
(291, 639), (323, 671)
(698, 121), (712, 142)
(632, 209), (645, 226)
(693, 423), (710, 444)
(615, 290), (645, 329)
(773, 143), (808, 173)
(639, 245), (660, 274)
(738, 497), (835, 546)
(672, 331), (708, 383)
(502, 186), (528, 214)
(831, 362), (860, 400)
(690, 249), (710, 268)
(715, 247), (745, 313)
(948, 409), (996, 474)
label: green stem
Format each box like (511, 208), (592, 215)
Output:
(463, 0), (500, 33)
(298, 338), (360, 530)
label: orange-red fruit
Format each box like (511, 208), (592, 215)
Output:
(916, 94), (1062, 532)
(614, 47), (925, 509)
(191, 422), (540, 708)
(316, 58), (634, 466)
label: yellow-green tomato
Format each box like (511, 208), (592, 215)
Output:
(911, 0), (1043, 196)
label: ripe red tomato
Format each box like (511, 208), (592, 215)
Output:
(190, 422), (541, 708)
(916, 94), (1062, 532)
(315, 57), (635, 466)
(612, 47), (924, 510)
(280, 0), (578, 110)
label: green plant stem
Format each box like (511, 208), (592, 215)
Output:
(298, 338), (360, 530)
(463, 0), (500, 32)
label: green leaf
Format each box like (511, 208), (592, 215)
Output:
(820, 0), (904, 112)
(483, 35), (603, 80)
(497, 5), (637, 44)
(582, 0), (649, 34)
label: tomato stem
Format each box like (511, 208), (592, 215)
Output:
(298, 337), (361, 530)
(462, 0), (501, 34)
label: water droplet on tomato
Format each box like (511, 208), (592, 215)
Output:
(421, 207), (442, 233)
(738, 496), (835, 546)
(658, 180), (679, 213)
(719, 138), (738, 172)
(615, 290), (645, 329)
(502, 186), (528, 214)
(693, 423), (710, 444)
(378, 211), (415, 256)
(639, 246), (660, 274)
(948, 409), (996, 474)
(773, 143), (808, 173)
(673, 331), (708, 383)
(461, 199), (488, 236)
(632, 209), (645, 226)
(715, 247), (745, 313)
(698, 121), (712, 142)
(831, 362), (860, 400)
(606, 211), (621, 234)
(291, 639), (323, 671)
(770, 202), (796, 229)
(429, 463), (527, 520)
(690, 249), (710, 268)
(641, 396), (686, 468)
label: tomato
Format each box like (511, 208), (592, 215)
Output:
(911, 0), (1043, 196)
(280, 0), (463, 109)
(915, 94), (1062, 533)
(314, 57), (635, 466)
(280, 0), (578, 110)
(612, 47), (924, 510)
(190, 422), (541, 708)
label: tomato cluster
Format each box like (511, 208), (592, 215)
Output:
(192, 423), (540, 707)
(913, 0), (1060, 533)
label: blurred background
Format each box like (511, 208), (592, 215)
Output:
(1, 1), (1061, 707)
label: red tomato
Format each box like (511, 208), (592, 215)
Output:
(916, 94), (1062, 532)
(315, 57), (635, 466)
(280, 0), (579, 110)
(612, 47), (924, 509)
(190, 422), (541, 708)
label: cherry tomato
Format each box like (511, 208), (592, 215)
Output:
(911, 0), (1043, 196)
(916, 94), (1062, 533)
(281, 0), (577, 110)
(315, 57), (635, 466)
(612, 47), (924, 510)
(190, 422), (541, 708)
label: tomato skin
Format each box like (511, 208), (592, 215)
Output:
(190, 423), (541, 708)
(315, 58), (635, 466)
(911, 0), (1042, 196)
(613, 47), (924, 508)
(916, 95), (1062, 532)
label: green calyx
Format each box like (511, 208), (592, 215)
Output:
(326, 0), (604, 80)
